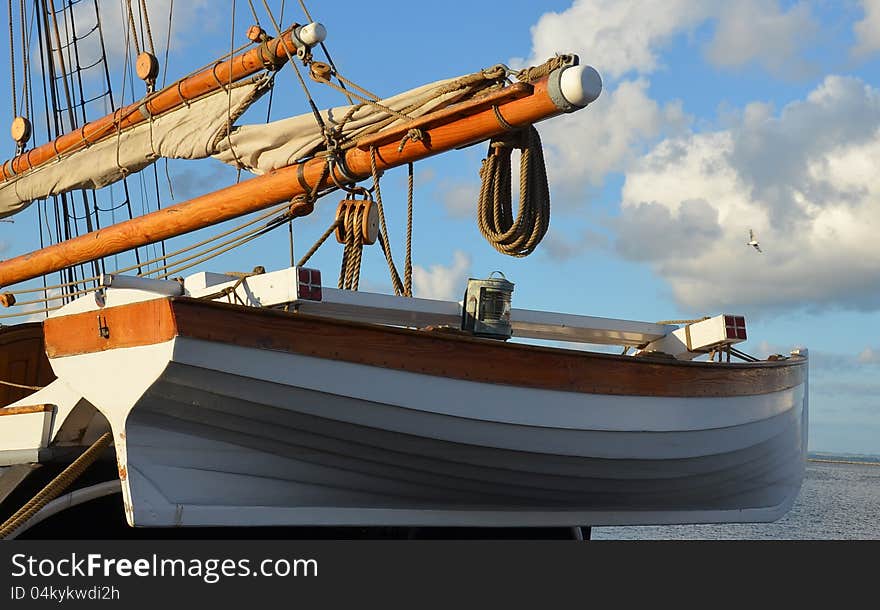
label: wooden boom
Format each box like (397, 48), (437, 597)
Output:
(0, 65), (598, 288)
(0, 28), (303, 182)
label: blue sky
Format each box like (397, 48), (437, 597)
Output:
(2, 1), (880, 454)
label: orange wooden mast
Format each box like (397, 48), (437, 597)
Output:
(0, 65), (600, 288)
(0, 27), (308, 182)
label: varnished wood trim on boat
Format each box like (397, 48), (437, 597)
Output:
(43, 297), (806, 397)
(43, 298), (177, 358)
(0, 403), (54, 416)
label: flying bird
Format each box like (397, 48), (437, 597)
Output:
(747, 229), (762, 253)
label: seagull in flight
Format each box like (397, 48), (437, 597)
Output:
(747, 229), (762, 253)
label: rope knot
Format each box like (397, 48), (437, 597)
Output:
(397, 128), (426, 153)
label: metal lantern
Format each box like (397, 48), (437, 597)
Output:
(461, 272), (515, 340)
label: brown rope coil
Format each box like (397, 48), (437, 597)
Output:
(477, 125), (550, 257)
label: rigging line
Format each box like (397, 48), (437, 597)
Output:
(369, 146), (404, 296)
(296, 0), (355, 104)
(94, 0), (144, 272)
(224, 0), (246, 178)
(9, 0), (17, 117)
(6, 271), (99, 295)
(153, 219), (290, 280)
(20, 0), (32, 117)
(264, 0), (282, 121)
(404, 162), (413, 297)
(125, 0), (140, 56)
(137, 0), (155, 56)
(259, 0), (327, 134)
(5, 285), (94, 307)
(63, 0), (100, 252)
(142, 216), (288, 279)
(160, 0), (172, 88)
(0, 305), (62, 320)
(114, 201), (290, 275)
(245, 0), (260, 26)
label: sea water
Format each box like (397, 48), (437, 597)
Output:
(591, 460), (880, 540)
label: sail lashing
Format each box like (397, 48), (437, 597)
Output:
(0, 78), (271, 217)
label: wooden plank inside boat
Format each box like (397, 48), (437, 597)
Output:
(0, 323), (55, 406)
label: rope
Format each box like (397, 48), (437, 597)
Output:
(125, 0), (141, 56)
(138, 0), (155, 56)
(369, 147), (404, 295)
(196, 266), (264, 303)
(8, 0), (16, 117)
(297, 218), (341, 267)
(0, 431), (113, 539)
(0, 379), (43, 391)
(476, 125), (550, 257)
(338, 206), (364, 290)
(655, 317), (711, 325)
(513, 54), (574, 83)
(404, 163), (414, 297)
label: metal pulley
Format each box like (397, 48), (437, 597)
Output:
(10, 116), (31, 149)
(335, 198), (379, 245)
(460, 271), (515, 340)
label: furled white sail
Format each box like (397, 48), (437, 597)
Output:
(0, 79), (269, 219)
(213, 74), (492, 175)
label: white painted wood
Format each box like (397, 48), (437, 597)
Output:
(52, 267), (681, 347)
(99, 274), (183, 296)
(38, 329), (807, 527)
(0, 409), (54, 465)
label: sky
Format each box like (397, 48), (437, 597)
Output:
(1, 0), (879, 455)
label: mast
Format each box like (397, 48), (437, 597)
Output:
(0, 65), (601, 288)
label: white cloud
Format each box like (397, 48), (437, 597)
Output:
(439, 182), (480, 219)
(540, 79), (690, 197)
(704, 1), (817, 76)
(70, 1), (214, 82)
(412, 250), (471, 300)
(852, 0), (880, 58)
(514, 0), (817, 204)
(519, 0), (716, 80)
(613, 75), (880, 314)
(519, 0), (817, 80)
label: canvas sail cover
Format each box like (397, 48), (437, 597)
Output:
(212, 74), (493, 175)
(0, 79), (268, 219)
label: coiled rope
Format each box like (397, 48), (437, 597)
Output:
(477, 125), (550, 257)
(0, 431), (114, 539)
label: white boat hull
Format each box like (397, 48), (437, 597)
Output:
(37, 296), (808, 528)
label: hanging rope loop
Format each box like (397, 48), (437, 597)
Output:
(477, 125), (550, 257)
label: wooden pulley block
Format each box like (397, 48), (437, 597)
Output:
(247, 25), (267, 42)
(0, 292), (16, 308)
(10, 116), (31, 146)
(136, 52), (160, 82)
(335, 199), (379, 245)
(309, 61), (332, 82)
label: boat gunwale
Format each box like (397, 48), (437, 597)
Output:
(42, 296), (807, 398)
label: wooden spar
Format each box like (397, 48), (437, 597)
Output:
(0, 70), (581, 288)
(0, 29), (301, 182)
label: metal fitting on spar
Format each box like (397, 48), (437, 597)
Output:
(548, 64), (603, 112)
(294, 22), (327, 48)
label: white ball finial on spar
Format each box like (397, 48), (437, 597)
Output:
(559, 64), (602, 108)
(298, 22), (327, 46)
